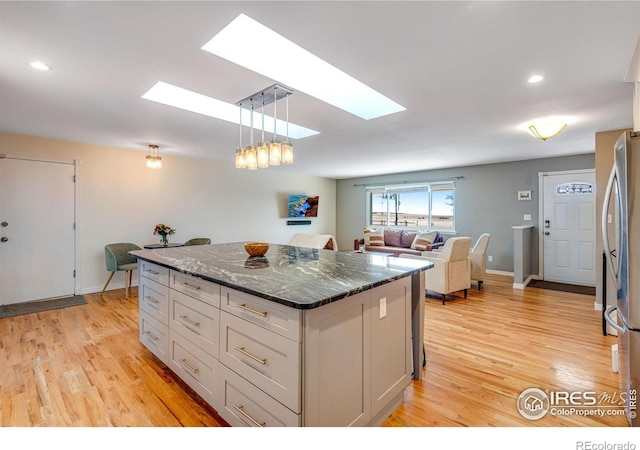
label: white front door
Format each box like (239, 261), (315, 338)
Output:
(542, 170), (596, 286)
(0, 157), (76, 305)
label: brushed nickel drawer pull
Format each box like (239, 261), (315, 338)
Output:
(237, 303), (268, 318)
(180, 315), (200, 327)
(233, 404), (265, 427)
(144, 295), (159, 304)
(179, 358), (200, 374)
(145, 269), (160, 275)
(144, 330), (159, 342)
(183, 282), (201, 290)
(234, 346), (267, 365)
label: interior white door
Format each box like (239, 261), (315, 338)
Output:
(542, 171), (596, 286)
(0, 157), (76, 305)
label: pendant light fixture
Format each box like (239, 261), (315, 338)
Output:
(282, 92), (293, 164)
(146, 144), (162, 169)
(257, 93), (269, 168)
(269, 85), (282, 166)
(234, 84), (294, 170)
(245, 101), (258, 170)
(235, 103), (246, 168)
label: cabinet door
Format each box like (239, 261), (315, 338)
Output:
(370, 277), (412, 417)
(140, 309), (168, 364)
(139, 276), (170, 325)
(303, 290), (371, 427)
(139, 260), (169, 285)
(217, 364), (301, 427)
(170, 289), (220, 359)
(220, 311), (301, 413)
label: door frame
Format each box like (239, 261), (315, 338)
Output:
(537, 168), (596, 283)
(1, 154), (80, 296)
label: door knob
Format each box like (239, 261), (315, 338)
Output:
(544, 232), (550, 236)
(0, 222), (7, 227)
(0, 237), (8, 242)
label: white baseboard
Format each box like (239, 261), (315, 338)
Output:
(79, 280), (138, 296)
(513, 274), (536, 290)
(594, 301), (603, 311)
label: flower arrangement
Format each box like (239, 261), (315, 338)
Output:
(153, 223), (176, 246)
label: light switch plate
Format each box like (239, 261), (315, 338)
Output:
(524, 214), (532, 221)
(379, 297), (387, 319)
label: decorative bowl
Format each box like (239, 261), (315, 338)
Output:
(244, 242), (269, 257)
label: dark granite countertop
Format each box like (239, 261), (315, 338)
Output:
(130, 242), (433, 310)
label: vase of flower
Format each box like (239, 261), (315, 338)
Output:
(153, 224), (176, 247)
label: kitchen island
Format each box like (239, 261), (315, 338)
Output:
(130, 242), (432, 427)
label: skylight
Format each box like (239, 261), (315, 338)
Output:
(142, 82), (320, 139)
(201, 14), (406, 120)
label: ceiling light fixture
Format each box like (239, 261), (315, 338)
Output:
(146, 144), (162, 168)
(235, 84), (294, 170)
(528, 74), (544, 83)
(519, 116), (575, 141)
(202, 13), (405, 120)
(30, 61), (51, 71)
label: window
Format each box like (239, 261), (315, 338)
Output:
(366, 182), (455, 230)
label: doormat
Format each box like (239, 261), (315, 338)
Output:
(0, 295), (87, 319)
(528, 280), (595, 296)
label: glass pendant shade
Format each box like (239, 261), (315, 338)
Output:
(245, 146), (258, 170)
(235, 148), (246, 169)
(146, 144), (162, 169)
(257, 142), (269, 168)
(282, 141), (293, 164)
(269, 140), (281, 166)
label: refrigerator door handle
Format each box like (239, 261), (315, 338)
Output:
(602, 164), (618, 291)
(604, 305), (626, 334)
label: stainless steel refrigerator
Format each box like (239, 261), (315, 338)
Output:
(603, 130), (640, 427)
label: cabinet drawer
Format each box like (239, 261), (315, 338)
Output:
(170, 289), (220, 359)
(139, 260), (169, 285)
(218, 364), (301, 427)
(140, 310), (168, 364)
(139, 276), (170, 325)
(168, 331), (219, 408)
(220, 311), (301, 413)
(170, 271), (220, 308)
(220, 287), (302, 342)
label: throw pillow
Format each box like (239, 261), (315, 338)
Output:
(364, 227), (384, 246)
(401, 231), (417, 248)
(384, 229), (402, 247)
(411, 230), (437, 251)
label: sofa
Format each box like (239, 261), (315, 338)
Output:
(353, 228), (443, 256)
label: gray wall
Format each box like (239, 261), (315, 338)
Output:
(336, 154), (595, 273)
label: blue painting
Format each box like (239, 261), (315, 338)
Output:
(288, 194), (319, 217)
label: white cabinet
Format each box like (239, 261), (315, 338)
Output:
(137, 260), (413, 427)
(220, 310), (301, 413)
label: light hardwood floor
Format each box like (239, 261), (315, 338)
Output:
(0, 274), (627, 427)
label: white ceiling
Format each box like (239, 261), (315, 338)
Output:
(2, 1), (639, 179)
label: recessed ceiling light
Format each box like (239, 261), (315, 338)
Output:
(141, 81), (319, 140)
(201, 14), (405, 120)
(30, 61), (51, 71)
(528, 74), (544, 83)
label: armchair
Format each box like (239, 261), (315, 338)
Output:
(470, 233), (491, 290)
(400, 236), (472, 304)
